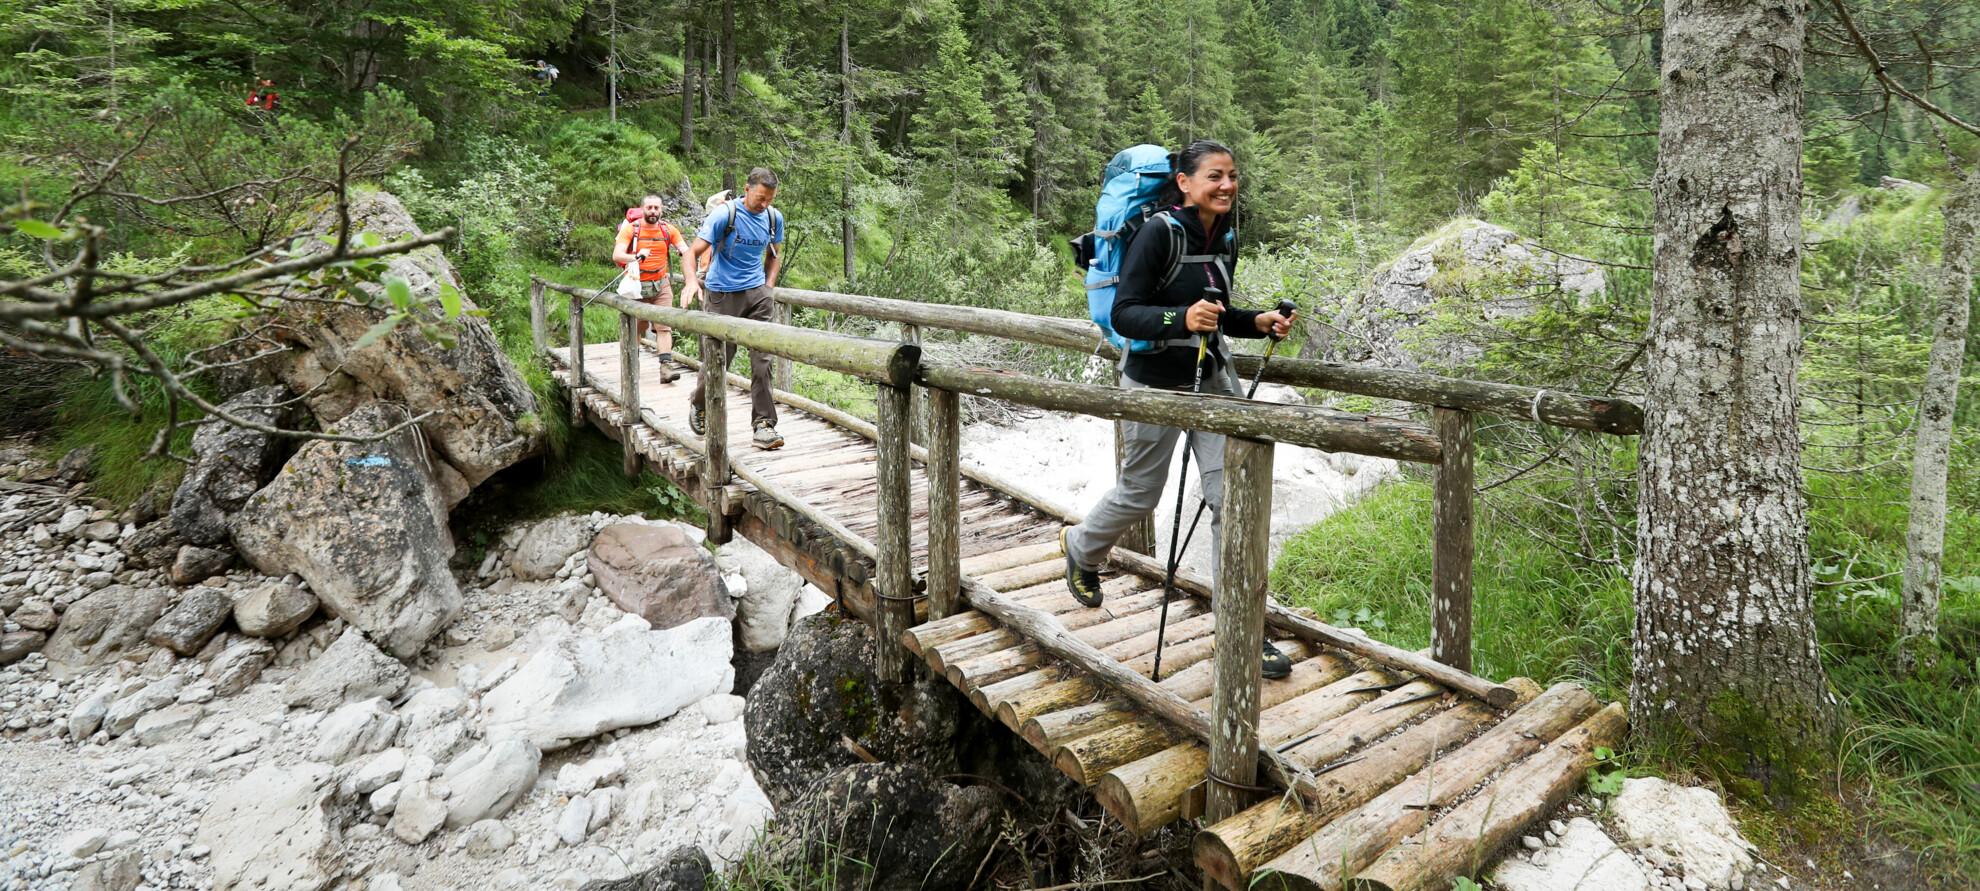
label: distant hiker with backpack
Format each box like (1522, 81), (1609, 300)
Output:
(613, 194), (700, 383)
(682, 168), (786, 450)
(1061, 140), (1297, 679)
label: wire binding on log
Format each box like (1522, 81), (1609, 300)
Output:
(873, 589), (929, 602)
(1530, 389), (1548, 424)
(1205, 770), (1274, 793)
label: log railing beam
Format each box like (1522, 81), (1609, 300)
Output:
(529, 278), (549, 360)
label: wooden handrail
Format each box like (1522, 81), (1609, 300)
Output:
(756, 281), (1642, 435)
(916, 363), (1444, 464)
(537, 278), (920, 388)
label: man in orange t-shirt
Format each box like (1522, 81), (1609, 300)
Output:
(612, 194), (701, 381)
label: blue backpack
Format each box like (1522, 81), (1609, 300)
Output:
(1073, 145), (1234, 354)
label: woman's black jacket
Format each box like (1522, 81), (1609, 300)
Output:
(1110, 206), (1265, 390)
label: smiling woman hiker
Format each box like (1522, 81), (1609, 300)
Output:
(1060, 139), (1299, 679)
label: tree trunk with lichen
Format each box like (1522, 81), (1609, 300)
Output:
(1900, 170), (1978, 669)
(1633, 0), (1838, 790)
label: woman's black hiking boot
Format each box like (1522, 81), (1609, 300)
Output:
(1061, 527), (1103, 607)
(1261, 640), (1292, 679)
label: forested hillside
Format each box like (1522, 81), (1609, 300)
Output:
(5, 0), (1980, 887)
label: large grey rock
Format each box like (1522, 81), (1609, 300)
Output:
(310, 697), (401, 764)
(199, 763), (345, 891)
(512, 516), (594, 581)
(280, 191), (541, 489)
(579, 846), (711, 891)
(1491, 816), (1651, 891)
(133, 703), (205, 746)
(43, 586), (169, 670)
(233, 405), (462, 658)
(232, 582), (318, 638)
(70, 848), (143, 891)
(283, 629), (411, 710)
(170, 545), (235, 586)
(10, 600), (56, 631)
(480, 615), (732, 750)
(103, 675), (185, 737)
(121, 520), (186, 570)
(1611, 777), (1755, 889)
(719, 535), (804, 652)
(169, 385), (299, 546)
(766, 763), (1004, 891)
(208, 638), (276, 696)
(588, 523), (732, 631)
(1314, 219), (1604, 373)
(145, 587), (233, 656)
(439, 738), (541, 828)
(0, 630), (43, 665)
(745, 614), (966, 809)
(389, 781), (448, 844)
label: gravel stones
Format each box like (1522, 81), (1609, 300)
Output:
(1491, 817), (1654, 891)
(309, 697), (401, 764)
(144, 586), (233, 655)
(282, 628), (410, 710)
(232, 581), (318, 638)
(586, 524), (732, 631)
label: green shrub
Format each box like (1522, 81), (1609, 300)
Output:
(545, 119), (686, 226)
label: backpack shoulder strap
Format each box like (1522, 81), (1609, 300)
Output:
(711, 204), (738, 258)
(1154, 212), (1188, 291)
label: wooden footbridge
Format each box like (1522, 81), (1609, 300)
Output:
(528, 275), (1642, 891)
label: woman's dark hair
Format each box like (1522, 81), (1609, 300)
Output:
(1158, 140), (1236, 207)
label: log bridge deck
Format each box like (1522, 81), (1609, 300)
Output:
(532, 276), (1639, 891)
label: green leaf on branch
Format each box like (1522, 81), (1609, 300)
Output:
(439, 282), (462, 319)
(385, 278), (414, 311)
(354, 315), (403, 350)
(13, 219), (64, 239)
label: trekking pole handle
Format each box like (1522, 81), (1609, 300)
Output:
(1268, 299), (1299, 341)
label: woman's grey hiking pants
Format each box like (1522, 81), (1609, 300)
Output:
(1065, 365), (1242, 584)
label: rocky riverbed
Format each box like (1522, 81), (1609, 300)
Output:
(1, 440), (825, 890)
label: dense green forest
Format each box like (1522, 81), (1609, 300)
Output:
(5, 0), (1980, 885)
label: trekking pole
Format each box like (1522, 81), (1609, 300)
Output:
(1151, 297), (1219, 682)
(1168, 299), (1300, 590)
(581, 265), (634, 311)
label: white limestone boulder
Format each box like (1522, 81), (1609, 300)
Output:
(1611, 777), (1756, 889)
(198, 763), (345, 891)
(479, 615), (733, 750)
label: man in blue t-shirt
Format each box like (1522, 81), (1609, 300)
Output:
(682, 167), (787, 450)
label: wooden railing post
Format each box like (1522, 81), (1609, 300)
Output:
(927, 388), (962, 620)
(618, 311), (642, 478)
(529, 279), (548, 359)
(701, 333), (732, 545)
(1207, 436), (1273, 824)
(568, 293), (587, 425)
(1432, 407), (1475, 671)
(902, 323), (927, 447)
(874, 382), (916, 681)
(773, 300), (793, 391)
